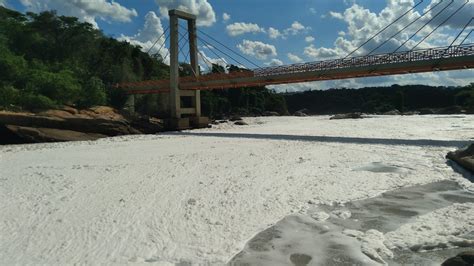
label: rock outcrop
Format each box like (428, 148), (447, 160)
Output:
(447, 144), (474, 173)
(330, 113), (363, 120)
(0, 106), (160, 144)
(442, 251), (474, 266)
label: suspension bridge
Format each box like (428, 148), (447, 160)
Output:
(117, 2), (474, 129)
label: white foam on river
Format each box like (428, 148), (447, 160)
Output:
(0, 115), (473, 264)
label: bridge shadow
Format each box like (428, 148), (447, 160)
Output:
(165, 132), (470, 148)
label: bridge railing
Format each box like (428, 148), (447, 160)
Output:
(253, 43), (474, 77)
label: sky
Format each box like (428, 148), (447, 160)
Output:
(1, 0), (473, 92)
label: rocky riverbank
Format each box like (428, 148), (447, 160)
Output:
(0, 106), (163, 144)
(447, 144), (474, 174)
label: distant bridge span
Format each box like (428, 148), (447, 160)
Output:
(119, 43), (474, 94)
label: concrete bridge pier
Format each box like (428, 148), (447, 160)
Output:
(124, 94), (135, 114)
(168, 9), (209, 130)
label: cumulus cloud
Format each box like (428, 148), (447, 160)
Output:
(198, 50), (228, 71)
(287, 53), (303, 63)
(268, 27), (283, 39)
(284, 21), (311, 35)
(265, 59), (284, 66)
(222, 12), (230, 22)
(237, 40), (277, 60)
(18, 0), (137, 28)
(119, 11), (169, 64)
(226, 22), (266, 36)
(0, 0), (6, 7)
(155, 0), (216, 27)
(305, 36), (315, 43)
(267, 21), (311, 39)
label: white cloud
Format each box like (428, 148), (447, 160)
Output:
(265, 59), (283, 66)
(305, 36), (315, 43)
(309, 8), (316, 14)
(237, 40), (277, 60)
(268, 21), (311, 39)
(226, 22), (266, 36)
(119, 11), (169, 64)
(155, 0), (216, 27)
(0, 0), (6, 7)
(287, 53), (303, 63)
(268, 27), (283, 39)
(329, 11), (344, 20)
(304, 44), (340, 60)
(18, 0), (137, 27)
(222, 12), (230, 22)
(198, 50), (228, 71)
(284, 21), (311, 35)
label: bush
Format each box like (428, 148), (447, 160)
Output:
(0, 85), (20, 108)
(20, 93), (56, 110)
(78, 77), (106, 107)
(26, 69), (82, 104)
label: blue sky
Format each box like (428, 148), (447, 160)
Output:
(2, 0), (473, 91)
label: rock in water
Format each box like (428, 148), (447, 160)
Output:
(263, 111), (280, 116)
(447, 144), (474, 173)
(5, 125), (106, 142)
(234, 121), (248, 126)
(294, 111), (308, 117)
(330, 113), (363, 120)
(442, 251), (474, 266)
(383, 109), (401, 115)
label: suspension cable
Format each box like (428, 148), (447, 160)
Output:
(394, 0), (455, 52)
(195, 28), (261, 68)
(154, 32), (170, 59)
(412, 0), (470, 50)
(177, 24), (246, 69)
(177, 31), (191, 63)
(449, 17), (473, 47)
(368, 0), (444, 55)
(344, 0), (424, 58)
(147, 26), (169, 54)
(459, 29), (473, 45)
(197, 35), (245, 69)
(197, 48), (222, 73)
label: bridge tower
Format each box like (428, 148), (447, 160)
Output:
(168, 9), (208, 129)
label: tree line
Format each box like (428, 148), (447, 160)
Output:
(284, 84), (474, 115)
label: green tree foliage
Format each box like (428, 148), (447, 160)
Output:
(0, 7), (169, 111)
(284, 85), (472, 114)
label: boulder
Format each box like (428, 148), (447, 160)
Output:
(382, 109), (401, 115)
(294, 109), (309, 117)
(402, 111), (420, 116)
(442, 251), (474, 266)
(437, 105), (465, 114)
(5, 125), (106, 143)
(330, 113), (363, 120)
(263, 111), (280, 116)
(234, 121), (248, 126)
(61, 106), (79, 115)
(418, 108), (436, 115)
(230, 116), (242, 121)
(446, 144), (474, 173)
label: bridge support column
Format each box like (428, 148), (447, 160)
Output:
(167, 9), (208, 130)
(124, 94), (135, 114)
